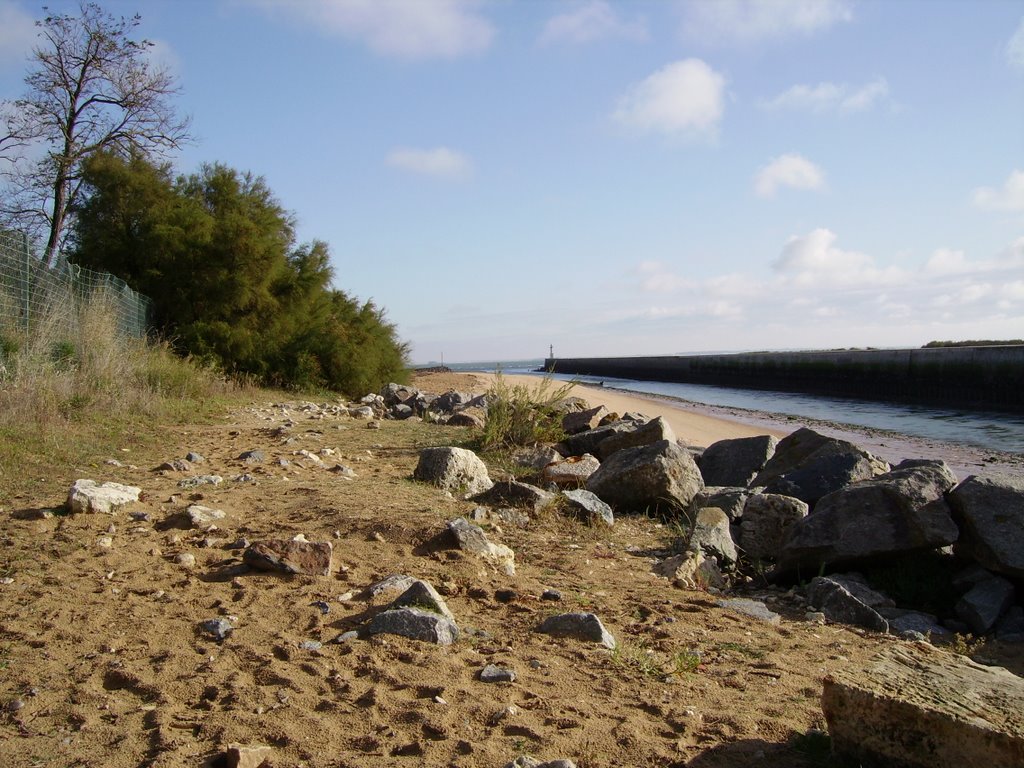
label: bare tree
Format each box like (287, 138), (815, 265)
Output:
(0, 2), (190, 265)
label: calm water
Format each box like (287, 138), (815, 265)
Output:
(448, 360), (1024, 454)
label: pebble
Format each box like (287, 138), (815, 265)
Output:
(541, 589), (563, 601)
(333, 631), (360, 644)
(96, 536), (113, 549)
(130, 511), (151, 522)
(806, 611), (827, 624)
(480, 664), (517, 683)
(7, 699), (25, 712)
(175, 553), (197, 568)
(199, 618), (233, 642)
(311, 601), (331, 615)
(299, 640), (323, 651)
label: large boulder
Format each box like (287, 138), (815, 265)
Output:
(585, 439), (703, 515)
(414, 447), (493, 496)
(688, 507), (737, 568)
(807, 576), (890, 633)
(596, 416), (675, 460)
(559, 421), (635, 458)
(822, 643), (1024, 767)
(542, 455), (601, 488)
(949, 474), (1024, 578)
(561, 489), (614, 527)
(750, 427), (888, 506)
(739, 493), (808, 561)
(776, 460), (960, 573)
(955, 575), (1016, 635)
(243, 539), (333, 577)
(698, 435), (778, 488)
(562, 405), (609, 435)
(688, 487), (751, 523)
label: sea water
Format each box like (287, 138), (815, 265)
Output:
(446, 360), (1024, 454)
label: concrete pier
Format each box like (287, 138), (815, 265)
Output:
(544, 346), (1024, 413)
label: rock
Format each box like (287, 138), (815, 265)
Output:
(447, 518), (515, 575)
(66, 480), (141, 515)
(996, 606), (1024, 641)
(225, 742), (272, 768)
(542, 455), (601, 487)
(414, 447), (493, 496)
(952, 563), (997, 593)
(596, 416), (676, 460)
(561, 489), (614, 526)
(776, 461), (959, 573)
(390, 580), (456, 621)
(505, 758), (578, 768)
(299, 640), (322, 651)
(390, 404), (414, 420)
(177, 474), (223, 489)
(537, 612), (616, 649)
(698, 435), (779, 487)
(955, 576), (1015, 635)
(739, 493), (808, 561)
(366, 607), (459, 645)
(822, 642), (1024, 768)
(364, 574), (418, 599)
(949, 474), (1024, 578)
(750, 427), (889, 506)
(243, 539), (333, 576)
(585, 439), (703, 515)
(471, 480), (554, 511)
(541, 589), (562, 601)
(562, 405), (609, 435)
(884, 610), (951, 638)
(200, 618), (233, 642)
(154, 459), (191, 472)
(348, 405), (375, 419)
(513, 445), (563, 470)
(187, 504), (225, 528)
(559, 421), (635, 458)
(446, 410), (485, 428)
(688, 487), (751, 522)
(470, 506), (531, 528)
(186, 451), (205, 464)
(238, 450), (264, 463)
(480, 664), (516, 683)
(825, 573), (896, 610)
(688, 507), (737, 568)
(432, 390), (472, 413)
(716, 598), (781, 624)
(655, 550), (726, 591)
(381, 382), (420, 406)
(174, 552), (196, 568)
(807, 576), (889, 633)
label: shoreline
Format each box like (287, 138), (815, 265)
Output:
(415, 371), (1023, 481)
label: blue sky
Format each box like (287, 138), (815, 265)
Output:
(2, 0), (1022, 363)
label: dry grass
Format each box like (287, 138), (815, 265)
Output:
(0, 289), (245, 500)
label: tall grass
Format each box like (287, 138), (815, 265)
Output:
(480, 371), (577, 450)
(0, 286), (239, 498)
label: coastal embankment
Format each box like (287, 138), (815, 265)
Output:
(544, 345), (1024, 413)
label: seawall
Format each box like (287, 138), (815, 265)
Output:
(544, 346), (1024, 414)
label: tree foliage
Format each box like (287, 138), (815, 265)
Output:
(0, 2), (190, 265)
(69, 151), (409, 395)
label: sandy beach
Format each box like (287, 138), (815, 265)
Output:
(422, 371), (1023, 480)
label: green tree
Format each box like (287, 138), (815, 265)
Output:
(70, 151), (409, 394)
(0, 2), (190, 265)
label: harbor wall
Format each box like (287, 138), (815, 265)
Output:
(544, 346), (1024, 413)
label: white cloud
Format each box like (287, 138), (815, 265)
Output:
(386, 146), (472, 179)
(972, 169), (1024, 212)
(612, 59), (725, 139)
(681, 0), (852, 44)
(772, 228), (902, 287)
(635, 260), (695, 293)
(763, 77), (890, 113)
(253, 0), (494, 59)
(1007, 17), (1024, 71)
(923, 248), (969, 276)
(754, 153), (825, 198)
(0, 2), (36, 67)
(540, 1), (646, 45)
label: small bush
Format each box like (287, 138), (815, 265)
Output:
(480, 371), (577, 450)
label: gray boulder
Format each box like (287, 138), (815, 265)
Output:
(955, 576), (1015, 635)
(390, 580), (455, 621)
(414, 446), (493, 496)
(596, 416), (675, 460)
(513, 445), (563, 470)
(739, 493), (808, 561)
(447, 517), (515, 575)
(823, 643), (1024, 768)
(807, 576), (890, 633)
(537, 612), (616, 649)
(562, 405), (609, 435)
(471, 480), (554, 511)
(689, 507), (737, 568)
(585, 439), (703, 515)
(750, 427), (888, 506)
(559, 421), (635, 458)
(688, 487), (751, 522)
(561, 489), (614, 526)
(366, 608), (459, 645)
(67, 479), (142, 515)
(949, 474), (1024, 578)
(699, 435), (778, 488)
(432, 390), (473, 413)
(776, 460), (960, 573)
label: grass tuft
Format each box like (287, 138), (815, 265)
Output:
(479, 371), (577, 451)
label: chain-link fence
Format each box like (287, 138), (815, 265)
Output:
(0, 228), (152, 340)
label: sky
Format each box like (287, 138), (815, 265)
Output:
(1, 0), (1023, 364)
